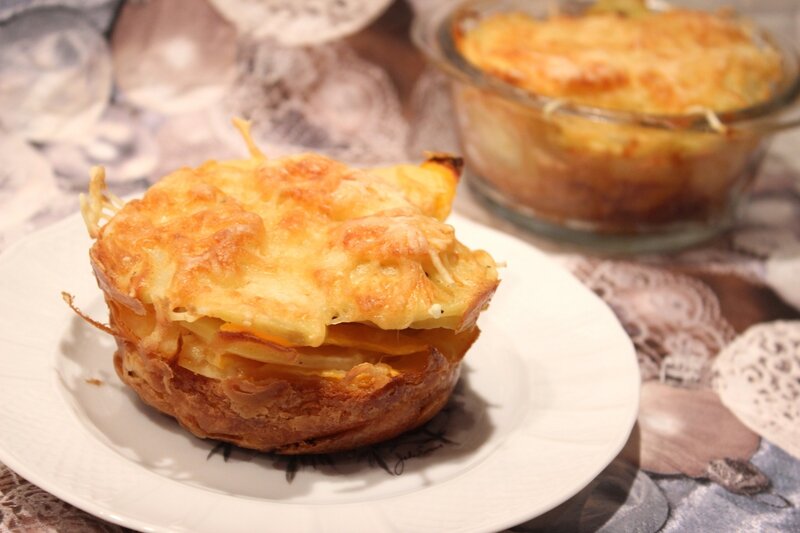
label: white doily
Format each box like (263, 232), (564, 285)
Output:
(41, 105), (159, 190)
(648, 247), (765, 285)
(0, 0), (114, 23)
(111, 0), (237, 115)
(216, 39), (409, 165)
(0, 7), (111, 142)
(207, 0), (393, 46)
(567, 258), (737, 384)
(153, 110), (241, 181)
(713, 321), (800, 460)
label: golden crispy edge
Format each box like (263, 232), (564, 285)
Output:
(114, 335), (464, 454)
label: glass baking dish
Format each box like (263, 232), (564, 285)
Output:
(413, 0), (800, 252)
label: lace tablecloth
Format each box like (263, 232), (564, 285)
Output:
(1, 1), (800, 531)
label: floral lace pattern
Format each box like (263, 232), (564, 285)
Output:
(216, 39), (409, 166)
(110, 0), (238, 115)
(0, 468), (122, 532)
(714, 321), (800, 459)
(0, 7), (112, 142)
(565, 258), (737, 385)
(207, 0), (393, 45)
(0, 0), (800, 531)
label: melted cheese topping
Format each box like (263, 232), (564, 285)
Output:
(88, 150), (497, 348)
(456, 8), (783, 115)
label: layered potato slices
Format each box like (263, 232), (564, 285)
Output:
(74, 121), (499, 454)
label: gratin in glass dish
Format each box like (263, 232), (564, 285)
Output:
(413, 0), (800, 252)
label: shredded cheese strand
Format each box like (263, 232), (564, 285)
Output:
(687, 106), (728, 134)
(79, 166), (121, 239)
(62, 292), (117, 336)
(232, 117), (267, 160)
(543, 98), (565, 118)
(429, 250), (455, 285)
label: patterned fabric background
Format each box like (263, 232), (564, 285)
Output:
(1, 0), (799, 531)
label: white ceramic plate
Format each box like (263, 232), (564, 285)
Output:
(0, 212), (639, 533)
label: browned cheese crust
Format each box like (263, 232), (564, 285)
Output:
(456, 6), (783, 115)
(79, 127), (499, 454)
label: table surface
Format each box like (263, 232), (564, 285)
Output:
(1, 1), (800, 532)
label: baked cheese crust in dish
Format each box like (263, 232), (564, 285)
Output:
(456, 3), (783, 115)
(74, 121), (499, 454)
(440, 0), (790, 238)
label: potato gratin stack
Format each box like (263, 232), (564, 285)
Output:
(73, 122), (498, 454)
